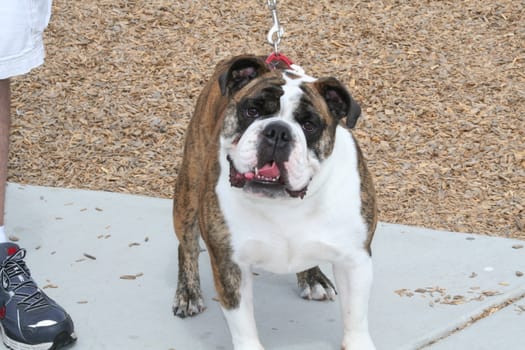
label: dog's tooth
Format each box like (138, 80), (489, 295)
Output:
(255, 167), (259, 176)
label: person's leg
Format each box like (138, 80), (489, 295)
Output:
(0, 2), (77, 348)
(0, 78), (9, 242)
(0, 83), (77, 350)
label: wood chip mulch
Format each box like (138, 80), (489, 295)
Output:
(8, 1), (525, 240)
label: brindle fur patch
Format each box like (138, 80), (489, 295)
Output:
(200, 166), (242, 309)
(352, 132), (377, 255)
(299, 82), (339, 159)
(296, 266), (337, 298)
(173, 55), (271, 313)
(221, 72), (285, 139)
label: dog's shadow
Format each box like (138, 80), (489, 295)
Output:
(253, 269), (343, 350)
(170, 249), (342, 350)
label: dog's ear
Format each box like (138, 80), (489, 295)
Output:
(219, 56), (269, 96)
(314, 77), (362, 129)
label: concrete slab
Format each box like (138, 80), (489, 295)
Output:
(427, 300), (525, 350)
(3, 183), (525, 350)
(373, 225), (525, 350)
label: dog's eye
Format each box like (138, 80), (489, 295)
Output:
(301, 121), (317, 133)
(244, 107), (260, 118)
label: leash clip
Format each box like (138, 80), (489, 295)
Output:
(266, 0), (284, 53)
(265, 0), (304, 74)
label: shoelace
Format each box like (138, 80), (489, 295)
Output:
(0, 249), (49, 311)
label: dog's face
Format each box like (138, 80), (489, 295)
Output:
(218, 57), (361, 199)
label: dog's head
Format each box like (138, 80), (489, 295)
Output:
(218, 55), (361, 199)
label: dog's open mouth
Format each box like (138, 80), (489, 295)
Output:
(227, 156), (307, 199)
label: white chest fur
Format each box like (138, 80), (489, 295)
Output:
(216, 126), (367, 273)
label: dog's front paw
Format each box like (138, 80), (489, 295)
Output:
(296, 266), (337, 301)
(341, 332), (376, 350)
(172, 287), (206, 318)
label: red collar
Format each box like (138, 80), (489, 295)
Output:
(265, 52), (294, 70)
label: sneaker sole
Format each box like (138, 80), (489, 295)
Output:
(0, 324), (77, 350)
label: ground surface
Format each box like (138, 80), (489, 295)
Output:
(8, 1), (524, 239)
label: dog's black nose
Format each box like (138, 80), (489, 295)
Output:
(262, 122), (292, 148)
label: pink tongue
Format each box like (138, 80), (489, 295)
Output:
(243, 162), (280, 180)
(258, 162), (280, 178)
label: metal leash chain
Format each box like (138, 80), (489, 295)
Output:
(267, 0), (284, 53)
(265, 0), (302, 72)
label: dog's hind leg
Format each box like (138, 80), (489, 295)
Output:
(296, 266), (337, 301)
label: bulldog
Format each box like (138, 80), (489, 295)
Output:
(172, 54), (377, 350)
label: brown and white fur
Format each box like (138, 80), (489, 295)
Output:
(172, 55), (377, 350)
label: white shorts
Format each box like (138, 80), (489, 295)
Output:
(0, 0), (52, 79)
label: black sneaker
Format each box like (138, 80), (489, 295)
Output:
(0, 242), (77, 349)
